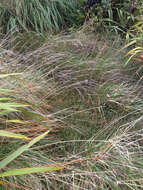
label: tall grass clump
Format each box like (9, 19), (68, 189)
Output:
(0, 36), (67, 189)
(0, 0), (81, 33)
(1, 25), (143, 189)
(40, 28), (143, 190)
(9, 28), (143, 189)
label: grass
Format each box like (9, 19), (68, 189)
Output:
(0, 25), (143, 189)
(0, 0), (81, 33)
(0, 38), (66, 189)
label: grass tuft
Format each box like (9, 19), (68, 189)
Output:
(1, 26), (143, 189)
(0, 0), (81, 33)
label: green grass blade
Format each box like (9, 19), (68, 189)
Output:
(5, 120), (30, 124)
(0, 130), (50, 170)
(0, 73), (22, 78)
(0, 98), (11, 101)
(0, 166), (65, 177)
(0, 130), (30, 140)
(0, 103), (29, 109)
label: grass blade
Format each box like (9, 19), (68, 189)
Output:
(0, 130), (30, 140)
(0, 73), (22, 78)
(0, 130), (50, 170)
(0, 166), (65, 177)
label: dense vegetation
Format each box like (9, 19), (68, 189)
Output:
(0, 0), (143, 189)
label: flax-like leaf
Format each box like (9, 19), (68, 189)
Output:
(0, 130), (30, 140)
(0, 166), (65, 177)
(0, 130), (50, 170)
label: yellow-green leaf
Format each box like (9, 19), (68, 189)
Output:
(0, 130), (30, 140)
(0, 103), (29, 109)
(6, 120), (30, 124)
(0, 166), (65, 177)
(0, 98), (11, 101)
(0, 73), (22, 78)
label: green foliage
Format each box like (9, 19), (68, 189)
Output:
(0, 76), (63, 190)
(0, 45), (66, 188)
(0, 166), (64, 177)
(1, 6), (143, 187)
(87, 0), (142, 34)
(0, 130), (64, 179)
(125, 4), (143, 65)
(0, 0), (81, 33)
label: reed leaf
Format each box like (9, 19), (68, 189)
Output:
(0, 130), (30, 140)
(0, 166), (65, 177)
(0, 130), (50, 170)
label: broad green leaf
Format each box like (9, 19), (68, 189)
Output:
(0, 130), (50, 170)
(0, 166), (65, 177)
(0, 98), (11, 101)
(0, 130), (30, 140)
